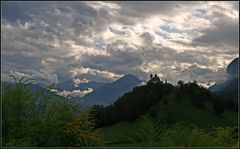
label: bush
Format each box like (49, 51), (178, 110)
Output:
(2, 76), (101, 147)
(160, 123), (238, 147)
(136, 115), (166, 145)
(211, 127), (238, 146)
(60, 110), (103, 147)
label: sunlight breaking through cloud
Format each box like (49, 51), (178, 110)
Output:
(2, 1), (239, 85)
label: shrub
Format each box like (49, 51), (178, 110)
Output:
(160, 123), (238, 147)
(2, 76), (102, 147)
(61, 110), (103, 147)
(135, 115), (166, 145)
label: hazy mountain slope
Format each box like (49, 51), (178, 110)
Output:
(58, 80), (105, 91)
(209, 57), (239, 93)
(82, 74), (142, 106)
(2, 82), (43, 93)
(226, 57), (239, 77)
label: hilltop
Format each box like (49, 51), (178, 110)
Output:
(89, 75), (238, 146)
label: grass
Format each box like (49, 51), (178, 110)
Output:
(100, 119), (141, 144)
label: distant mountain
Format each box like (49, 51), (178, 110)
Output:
(26, 83), (44, 93)
(2, 82), (43, 93)
(209, 57), (239, 100)
(78, 81), (106, 91)
(209, 77), (238, 93)
(209, 57), (239, 92)
(226, 57), (239, 77)
(58, 80), (105, 91)
(57, 80), (75, 90)
(2, 81), (69, 105)
(81, 74), (142, 106)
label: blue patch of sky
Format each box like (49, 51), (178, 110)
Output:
(155, 31), (170, 39)
(2, 2), (32, 22)
(96, 39), (107, 49)
(159, 24), (182, 33)
(194, 9), (210, 19)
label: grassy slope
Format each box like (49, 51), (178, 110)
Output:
(100, 98), (238, 146)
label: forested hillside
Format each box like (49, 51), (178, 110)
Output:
(2, 75), (238, 147)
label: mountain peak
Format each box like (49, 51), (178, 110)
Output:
(116, 74), (141, 83)
(82, 73), (142, 106)
(124, 73), (137, 78)
(209, 57), (239, 93)
(226, 57), (239, 77)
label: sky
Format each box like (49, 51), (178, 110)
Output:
(1, 1), (239, 88)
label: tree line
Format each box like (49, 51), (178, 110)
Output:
(91, 76), (237, 128)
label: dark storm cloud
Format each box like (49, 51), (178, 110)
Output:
(2, 2), (37, 22)
(114, 1), (195, 18)
(193, 14), (239, 48)
(2, 1), (118, 44)
(2, 1), (119, 83)
(65, 39), (146, 80)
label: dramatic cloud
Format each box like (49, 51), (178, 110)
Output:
(193, 15), (238, 48)
(2, 1), (239, 88)
(49, 88), (93, 98)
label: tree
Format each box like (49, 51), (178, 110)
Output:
(2, 76), (101, 147)
(177, 80), (184, 89)
(2, 76), (36, 146)
(61, 110), (102, 147)
(212, 96), (225, 115)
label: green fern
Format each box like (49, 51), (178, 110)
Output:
(135, 115), (165, 146)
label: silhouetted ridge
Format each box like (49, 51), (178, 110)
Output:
(81, 74), (142, 106)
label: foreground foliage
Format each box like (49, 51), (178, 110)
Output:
(131, 116), (238, 147)
(2, 76), (238, 147)
(160, 123), (237, 147)
(2, 76), (102, 147)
